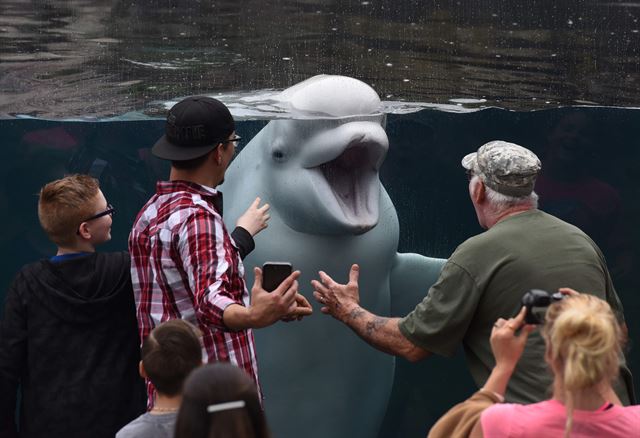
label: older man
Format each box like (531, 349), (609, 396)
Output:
(312, 140), (629, 404)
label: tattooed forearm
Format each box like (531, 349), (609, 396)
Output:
(342, 307), (430, 361)
(365, 316), (389, 336)
(348, 307), (366, 320)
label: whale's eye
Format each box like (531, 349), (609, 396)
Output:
(272, 149), (286, 162)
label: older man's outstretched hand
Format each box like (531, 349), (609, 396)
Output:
(311, 264), (361, 321)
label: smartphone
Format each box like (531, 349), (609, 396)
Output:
(262, 262), (293, 292)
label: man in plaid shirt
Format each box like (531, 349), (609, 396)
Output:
(129, 96), (312, 406)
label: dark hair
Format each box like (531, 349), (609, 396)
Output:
(141, 319), (202, 396)
(174, 363), (270, 438)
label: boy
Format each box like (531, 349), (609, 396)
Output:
(116, 319), (202, 438)
(0, 174), (145, 437)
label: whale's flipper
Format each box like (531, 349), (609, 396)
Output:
(390, 253), (446, 316)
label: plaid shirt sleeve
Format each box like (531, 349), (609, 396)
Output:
(177, 208), (243, 330)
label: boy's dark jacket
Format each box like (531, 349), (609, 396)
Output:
(0, 252), (146, 438)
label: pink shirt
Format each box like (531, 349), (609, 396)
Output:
(481, 399), (640, 438)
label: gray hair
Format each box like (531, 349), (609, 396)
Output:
(472, 175), (538, 210)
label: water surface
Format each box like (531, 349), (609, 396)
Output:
(1, 0), (640, 117)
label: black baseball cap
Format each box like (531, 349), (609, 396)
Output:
(152, 96), (235, 161)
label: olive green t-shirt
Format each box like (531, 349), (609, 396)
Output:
(399, 209), (625, 404)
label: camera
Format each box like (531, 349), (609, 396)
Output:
(521, 289), (565, 324)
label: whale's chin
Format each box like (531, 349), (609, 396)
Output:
(309, 143), (381, 235)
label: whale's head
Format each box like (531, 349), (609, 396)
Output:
(258, 75), (389, 236)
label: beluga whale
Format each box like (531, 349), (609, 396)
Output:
(220, 75), (445, 438)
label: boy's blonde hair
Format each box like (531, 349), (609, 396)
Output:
(38, 174), (100, 246)
(543, 294), (622, 438)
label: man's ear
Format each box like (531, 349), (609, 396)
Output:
(139, 361), (147, 379)
(213, 144), (223, 165)
(472, 179), (486, 204)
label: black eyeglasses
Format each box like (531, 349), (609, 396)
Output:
(84, 204), (115, 222)
(221, 135), (241, 147)
(77, 204), (115, 234)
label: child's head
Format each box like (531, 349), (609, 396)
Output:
(175, 363), (269, 438)
(38, 174), (113, 247)
(141, 319), (202, 397)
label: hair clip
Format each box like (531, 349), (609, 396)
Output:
(206, 400), (246, 413)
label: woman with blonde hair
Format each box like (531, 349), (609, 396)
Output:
(430, 290), (639, 438)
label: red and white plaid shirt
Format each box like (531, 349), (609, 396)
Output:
(129, 180), (260, 399)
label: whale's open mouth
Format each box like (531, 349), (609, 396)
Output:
(310, 138), (385, 233)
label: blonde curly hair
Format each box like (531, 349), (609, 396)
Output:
(543, 294), (623, 438)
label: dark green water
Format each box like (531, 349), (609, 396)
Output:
(2, 0), (640, 117)
(1, 106), (638, 435)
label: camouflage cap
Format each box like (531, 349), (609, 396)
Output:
(461, 141), (541, 197)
